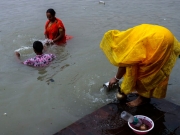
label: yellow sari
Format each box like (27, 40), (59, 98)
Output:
(100, 24), (180, 98)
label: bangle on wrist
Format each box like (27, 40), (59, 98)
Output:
(114, 75), (120, 81)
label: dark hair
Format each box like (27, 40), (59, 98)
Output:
(33, 41), (43, 53)
(46, 8), (56, 16)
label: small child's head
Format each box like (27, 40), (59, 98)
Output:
(33, 41), (43, 54)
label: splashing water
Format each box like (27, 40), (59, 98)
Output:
(14, 46), (34, 56)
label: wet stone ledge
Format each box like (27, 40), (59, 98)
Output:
(53, 94), (180, 135)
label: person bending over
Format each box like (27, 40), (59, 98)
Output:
(100, 24), (180, 107)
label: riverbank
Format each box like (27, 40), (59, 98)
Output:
(54, 94), (180, 135)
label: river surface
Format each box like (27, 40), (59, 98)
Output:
(0, 0), (180, 135)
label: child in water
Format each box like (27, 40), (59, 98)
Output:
(15, 41), (55, 67)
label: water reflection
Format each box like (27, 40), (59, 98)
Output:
(36, 45), (71, 82)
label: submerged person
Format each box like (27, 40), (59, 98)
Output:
(44, 8), (66, 45)
(100, 24), (180, 107)
(15, 41), (55, 67)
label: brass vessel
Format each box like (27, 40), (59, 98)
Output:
(116, 88), (126, 100)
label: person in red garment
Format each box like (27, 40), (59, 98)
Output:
(44, 8), (67, 45)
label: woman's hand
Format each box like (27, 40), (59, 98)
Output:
(108, 77), (119, 89)
(14, 51), (22, 63)
(49, 39), (54, 45)
(108, 67), (126, 89)
(44, 39), (54, 45)
(15, 52), (20, 58)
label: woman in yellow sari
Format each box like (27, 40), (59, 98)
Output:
(100, 24), (180, 107)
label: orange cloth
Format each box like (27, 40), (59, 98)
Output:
(44, 18), (66, 45)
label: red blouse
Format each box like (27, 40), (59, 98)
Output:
(44, 18), (66, 45)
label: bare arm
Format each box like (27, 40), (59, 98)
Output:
(108, 67), (126, 89)
(53, 28), (64, 43)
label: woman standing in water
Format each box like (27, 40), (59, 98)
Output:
(100, 24), (180, 107)
(44, 8), (66, 45)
